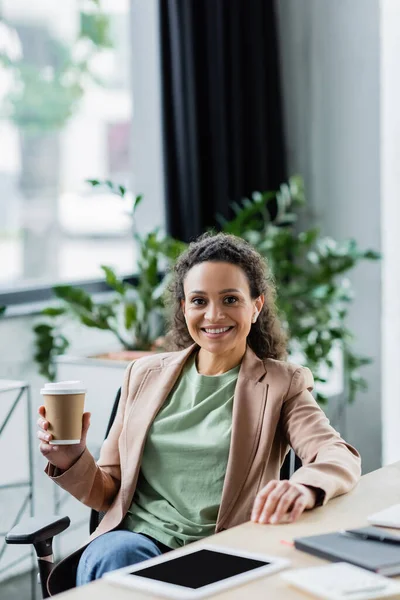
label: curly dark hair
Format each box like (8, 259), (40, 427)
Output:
(165, 232), (287, 360)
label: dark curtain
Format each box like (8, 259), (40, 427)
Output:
(160, 0), (286, 242)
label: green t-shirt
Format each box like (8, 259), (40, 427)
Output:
(122, 355), (240, 549)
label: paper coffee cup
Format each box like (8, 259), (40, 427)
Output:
(40, 381), (86, 445)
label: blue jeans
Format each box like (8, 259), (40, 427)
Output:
(76, 530), (171, 586)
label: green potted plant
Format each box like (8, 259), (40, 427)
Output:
(33, 183), (185, 381)
(219, 175), (380, 404)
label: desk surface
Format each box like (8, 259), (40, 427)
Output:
(57, 462), (400, 599)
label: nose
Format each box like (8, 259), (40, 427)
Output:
(204, 302), (225, 322)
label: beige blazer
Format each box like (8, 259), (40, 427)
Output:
(46, 344), (361, 595)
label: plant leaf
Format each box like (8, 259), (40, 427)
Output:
(100, 265), (126, 295)
(33, 320), (70, 381)
(53, 285), (93, 311)
(133, 194), (143, 214)
(78, 314), (108, 329)
(41, 307), (67, 317)
(124, 303), (137, 330)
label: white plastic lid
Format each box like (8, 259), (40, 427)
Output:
(40, 380), (86, 395)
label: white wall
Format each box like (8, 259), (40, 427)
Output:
(276, 0), (382, 473)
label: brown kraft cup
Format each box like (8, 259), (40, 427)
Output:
(40, 381), (86, 445)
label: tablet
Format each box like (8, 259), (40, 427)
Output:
(104, 544), (290, 599)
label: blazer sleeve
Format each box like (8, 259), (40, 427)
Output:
(281, 367), (361, 505)
(44, 360), (136, 512)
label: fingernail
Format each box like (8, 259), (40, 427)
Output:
(270, 516), (277, 524)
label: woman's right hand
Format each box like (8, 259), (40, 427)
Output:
(37, 406), (91, 472)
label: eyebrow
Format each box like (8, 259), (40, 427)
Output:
(188, 288), (242, 295)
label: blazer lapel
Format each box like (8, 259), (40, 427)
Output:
(217, 347), (268, 529)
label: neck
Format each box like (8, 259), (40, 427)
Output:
(196, 345), (246, 375)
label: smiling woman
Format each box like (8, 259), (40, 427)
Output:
(40, 231), (361, 595)
(181, 262), (264, 375)
(166, 232), (287, 366)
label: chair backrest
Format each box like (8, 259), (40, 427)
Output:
(88, 386), (302, 534)
(280, 448), (302, 480)
(89, 387), (121, 535)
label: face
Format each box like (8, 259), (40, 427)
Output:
(182, 261), (264, 356)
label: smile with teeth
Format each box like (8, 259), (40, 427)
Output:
(202, 326), (233, 334)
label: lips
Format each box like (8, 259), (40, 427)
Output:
(201, 326), (234, 335)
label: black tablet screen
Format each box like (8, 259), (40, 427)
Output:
(129, 549), (270, 589)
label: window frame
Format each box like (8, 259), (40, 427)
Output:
(0, 275), (139, 317)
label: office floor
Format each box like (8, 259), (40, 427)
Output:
(0, 570), (38, 600)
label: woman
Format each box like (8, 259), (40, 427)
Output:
(37, 232), (361, 595)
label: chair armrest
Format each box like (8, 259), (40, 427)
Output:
(6, 515), (70, 545)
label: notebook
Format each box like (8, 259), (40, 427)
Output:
(294, 532), (400, 576)
(281, 563), (400, 600)
(368, 504), (400, 528)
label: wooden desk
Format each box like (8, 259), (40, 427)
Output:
(56, 462), (400, 599)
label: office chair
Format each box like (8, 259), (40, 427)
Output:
(6, 387), (300, 598)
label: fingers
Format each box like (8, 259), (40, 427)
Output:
(38, 423), (58, 455)
(37, 405), (55, 455)
(37, 406), (49, 431)
(37, 417), (49, 432)
(37, 428), (52, 444)
(81, 412), (91, 443)
(251, 480), (279, 523)
(288, 494), (308, 523)
(37, 427), (57, 456)
(251, 481), (309, 525)
(267, 486), (301, 524)
(258, 481), (292, 524)
(39, 441), (59, 455)
(82, 412), (91, 430)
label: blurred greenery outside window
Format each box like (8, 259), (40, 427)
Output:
(0, 0), (136, 292)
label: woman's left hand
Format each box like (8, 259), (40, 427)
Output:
(251, 480), (317, 525)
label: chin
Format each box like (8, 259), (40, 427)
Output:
(200, 340), (238, 354)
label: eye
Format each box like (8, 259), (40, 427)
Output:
(224, 296), (238, 304)
(191, 297), (206, 306)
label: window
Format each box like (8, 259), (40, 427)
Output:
(0, 0), (136, 293)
